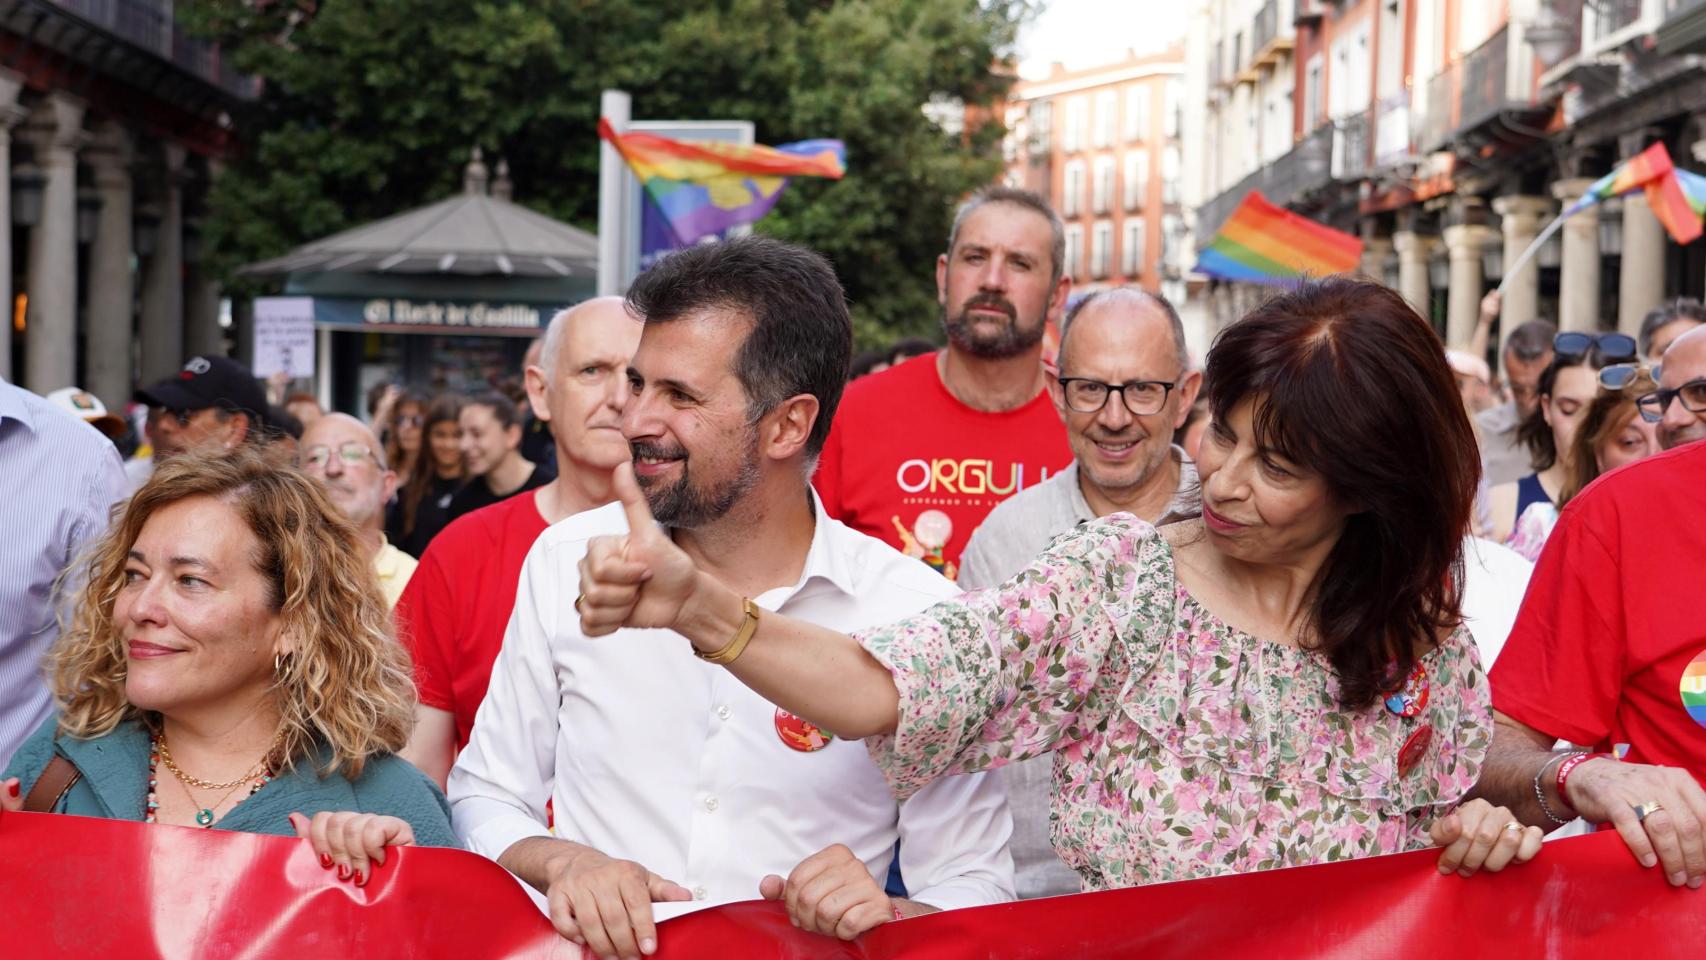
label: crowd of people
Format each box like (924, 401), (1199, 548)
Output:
(3, 183), (1705, 958)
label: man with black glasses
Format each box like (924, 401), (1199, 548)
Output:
(957, 286), (1200, 899)
(1642, 325), (1706, 450)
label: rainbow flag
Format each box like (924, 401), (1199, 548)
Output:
(1194, 191), (1363, 285)
(1565, 142), (1704, 245)
(598, 118), (845, 250)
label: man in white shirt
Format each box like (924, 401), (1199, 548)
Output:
(449, 237), (1013, 960)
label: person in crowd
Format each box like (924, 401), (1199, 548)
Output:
(519, 336), (560, 472)
(1641, 324), (1706, 450)
(1637, 298), (1706, 365)
(1469, 392), (1706, 890)
(957, 286), (1199, 898)
(397, 298), (642, 786)
(1484, 332), (1631, 543)
(46, 387), (129, 446)
(1505, 365), (1660, 561)
(450, 238), (1013, 960)
(0, 448), (455, 884)
(382, 390), (428, 489)
(814, 186), (1074, 579)
(887, 337), (938, 368)
(849, 348), (889, 381)
(0, 378), (128, 768)
(134, 355), (276, 463)
(1446, 350), (1497, 416)
(298, 413), (418, 607)
(285, 393), (325, 429)
(1476, 319), (1556, 486)
(445, 391), (555, 520)
(1179, 390), (1211, 462)
(387, 394), (467, 558)
(577, 277), (1546, 900)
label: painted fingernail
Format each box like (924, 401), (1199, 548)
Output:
(319, 854), (333, 869)
(354, 870), (368, 887)
(1671, 871), (1687, 886)
(337, 865), (350, 881)
(6, 781), (18, 798)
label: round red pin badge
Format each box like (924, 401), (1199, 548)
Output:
(1398, 724), (1433, 777)
(774, 708), (835, 752)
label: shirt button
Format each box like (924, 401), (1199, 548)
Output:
(716, 705), (732, 720)
(703, 795), (719, 812)
(692, 886), (707, 901)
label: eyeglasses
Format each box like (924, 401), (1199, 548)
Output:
(1056, 377), (1178, 416)
(1635, 376), (1706, 424)
(1554, 331), (1637, 364)
(301, 442), (377, 468)
(1598, 362), (1655, 392)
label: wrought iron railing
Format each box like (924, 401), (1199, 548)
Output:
(1459, 25), (1526, 129)
(1374, 92), (1411, 166)
(1332, 110), (1372, 180)
(48, 0), (260, 100)
(1252, 0), (1279, 57)
(1194, 123), (1333, 242)
(1594, 0), (1646, 39)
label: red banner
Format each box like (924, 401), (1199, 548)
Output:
(1, 808), (1698, 958)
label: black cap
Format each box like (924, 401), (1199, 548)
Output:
(135, 356), (270, 426)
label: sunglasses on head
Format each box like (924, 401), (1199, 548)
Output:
(1598, 362), (1655, 392)
(1554, 332), (1637, 364)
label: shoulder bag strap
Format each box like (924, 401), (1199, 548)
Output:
(23, 755), (83, 813)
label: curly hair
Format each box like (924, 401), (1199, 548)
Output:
(49, 447), (416, 778)
(1206, 278), (1478, 711)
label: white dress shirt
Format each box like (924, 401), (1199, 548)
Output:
(449, 494), (1015, 918)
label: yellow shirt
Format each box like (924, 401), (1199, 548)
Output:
(373, 537), (419, 609)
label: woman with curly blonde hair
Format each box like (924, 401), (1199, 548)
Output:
(2, 447), (456, 885)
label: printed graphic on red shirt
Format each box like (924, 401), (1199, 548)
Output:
(815, 353), (1072, 578)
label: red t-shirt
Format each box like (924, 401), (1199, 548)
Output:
(1490, 439), (1706, 783)
(813, 351), (1072, 579)
(394, 490), (550, 750)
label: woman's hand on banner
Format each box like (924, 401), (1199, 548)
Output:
(289, 811), (415, 886)
(1431, 798), (1543, 877)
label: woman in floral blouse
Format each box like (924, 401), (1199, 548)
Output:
(579, 278), (1540, 904)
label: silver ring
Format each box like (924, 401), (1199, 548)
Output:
(1634, 800), (1665, 822)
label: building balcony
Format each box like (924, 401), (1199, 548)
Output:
(1239, 0), (1294, 83)
(1416, 25), (1540, 154)
(1194, 122), (1333, 244)
(35, 0), (260, 101)
(1373, 92), (1411, 167)
(1657, 0), (1706, 54)
(1331, 110), (1371, 181)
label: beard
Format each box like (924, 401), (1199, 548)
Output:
(630, 436), (762, 528)
(940, 292), (1046, 360)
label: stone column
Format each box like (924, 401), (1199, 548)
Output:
(140, 144), (187, 382)
(1393, 230), (1437, 318)
(1618, 191), (1666, 337)
(1552, 177), (1601, 333)
(21, 93), (86, 394)
(1443, 224), (1495, 348)
(84, 123), (135, 410)
(1360, 236), (1394, 284)
(1492, 195), (1551, 348)
(184, 221), (223, 359)
(0, 70), (27, 383)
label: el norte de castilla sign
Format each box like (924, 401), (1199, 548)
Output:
(288, 296), (555, 334)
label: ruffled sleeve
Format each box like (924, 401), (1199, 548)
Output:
(857, 515), (1176, 800)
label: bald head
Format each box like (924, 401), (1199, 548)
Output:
(539, 296), (631, 381)
(299, 412), (393, 529)
(1058, 288), (1187, 372)
(1657, 324), (1706, 450)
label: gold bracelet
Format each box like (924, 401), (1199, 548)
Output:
(694, 597), (760, 665)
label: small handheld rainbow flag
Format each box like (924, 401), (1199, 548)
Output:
(598, 118), (846, 250)
(1194, 191), (1363, 285)
(1565, 142), (1704, 245)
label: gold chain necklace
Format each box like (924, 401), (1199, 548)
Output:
(157, 730), (283, 790)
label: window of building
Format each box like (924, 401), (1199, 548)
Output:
(1065, 223), (1085, 280)
(1161, 145), (1181, 205)
(1092, 220), (1113, 279)
(1092, 156), (1115, 214)
(1304, 55), (1324, 132)
(1123, 86), (1149, 143)
(1123, 150), (1148, 211)
(1064, 96), (1088, 152)
(1063, 159), (1086, 216)
(1094, 90), (1117, 149)
(1028, 99), (1053, 156)
(1122, 218), (1145, 276)
(1164, 80), (1182, 138)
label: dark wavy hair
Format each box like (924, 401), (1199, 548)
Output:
(398, 393), (463, 538)
(1206, 278), (1479, 710)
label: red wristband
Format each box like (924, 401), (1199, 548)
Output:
(1555, 752), (1611, 809)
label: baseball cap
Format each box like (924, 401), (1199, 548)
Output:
(134, 355), (270, 426)
(46, 387), (128, 440)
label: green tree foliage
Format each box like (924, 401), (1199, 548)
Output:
(184, 0), (1030, 346)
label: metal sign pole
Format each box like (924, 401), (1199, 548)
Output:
(596, 89), (631, 297)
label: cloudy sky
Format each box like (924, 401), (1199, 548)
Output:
(1016, 0), (1191, 79)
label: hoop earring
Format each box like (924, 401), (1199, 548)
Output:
(274, 652), (292, 677)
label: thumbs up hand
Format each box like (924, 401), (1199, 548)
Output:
(577, 461), (702, 636)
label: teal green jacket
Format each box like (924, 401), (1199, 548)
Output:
(3, 716), (457, 847)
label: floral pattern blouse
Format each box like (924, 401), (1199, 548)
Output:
(857, 516), (1490, 892)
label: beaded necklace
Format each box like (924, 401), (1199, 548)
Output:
(145, 733), (276, 827)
